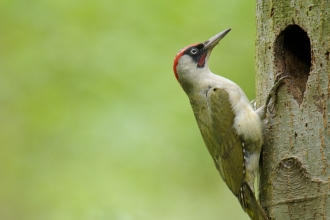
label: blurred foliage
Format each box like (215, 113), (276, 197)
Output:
(0, 0), (255, 219)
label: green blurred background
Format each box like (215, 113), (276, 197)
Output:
(0, 0), (255, 219)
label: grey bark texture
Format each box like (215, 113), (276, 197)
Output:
(256, 0), (330, 219)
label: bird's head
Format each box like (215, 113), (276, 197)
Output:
(173, 28), (231, 90)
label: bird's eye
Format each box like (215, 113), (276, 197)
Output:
(190, 48), (199, 55)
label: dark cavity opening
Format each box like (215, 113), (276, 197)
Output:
(274, 25), (311, 105)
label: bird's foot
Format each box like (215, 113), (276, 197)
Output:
(265, 75), (289, 112)
(250, 99), (257, 111)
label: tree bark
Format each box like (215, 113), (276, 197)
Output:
(256, 0), (330, 219)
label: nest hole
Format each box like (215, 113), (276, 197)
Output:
(274, 25), (311, 105)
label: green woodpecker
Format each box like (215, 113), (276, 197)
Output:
(173, 28), (284, 220)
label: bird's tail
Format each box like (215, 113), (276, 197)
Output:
(238, 182), (269, 220)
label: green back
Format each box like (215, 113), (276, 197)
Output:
(206, 88), (244, 196)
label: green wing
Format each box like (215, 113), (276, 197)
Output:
(206, 87), (244, 196)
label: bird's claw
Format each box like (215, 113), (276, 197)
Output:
(250, 99), (257, 111)
(265, 75), (290, 112)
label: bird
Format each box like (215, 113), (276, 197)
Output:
(173, 28), (285, 220)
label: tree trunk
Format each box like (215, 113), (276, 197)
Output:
(256, 0), (330, 219)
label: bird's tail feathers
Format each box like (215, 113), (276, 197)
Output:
(238, 182), (269, 220)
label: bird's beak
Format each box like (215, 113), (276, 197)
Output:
(203, 28), (231, 50)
